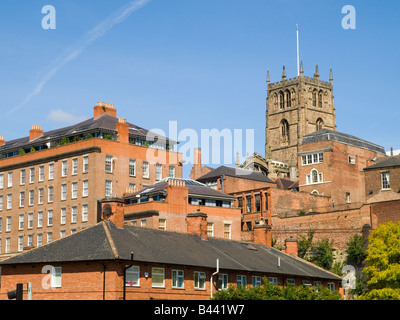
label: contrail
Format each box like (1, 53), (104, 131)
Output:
(8, 0), (151, 115)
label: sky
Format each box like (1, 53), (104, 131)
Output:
(0, 0), (399, 178)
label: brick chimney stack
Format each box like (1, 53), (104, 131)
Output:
(253, 224), (272, 248)
(94, 101), (117, 119)
(190, 148), (203, 180)
(0, 135), (5, 146)
(186, 211), (208, 240)
(101, 198), (125, 228)
(283, 238), (298, 256)
(116, 118), (129, 144)
(29, 125), (44, 141)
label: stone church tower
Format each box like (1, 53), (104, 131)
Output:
(265, 62), (337, 170)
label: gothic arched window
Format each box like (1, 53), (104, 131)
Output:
(280, 119), (289, 143)
(279, 91), (284, 109)
(318, 90), (323, 108)
(312, 90), (317, 107)
(285, 90), (291, 108)
(316, 118), (324, 131)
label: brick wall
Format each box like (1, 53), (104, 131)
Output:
(0, 260), (341, 300)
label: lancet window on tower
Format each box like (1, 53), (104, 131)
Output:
(280, 119), (289, 143)
(316, 118), (324, 131)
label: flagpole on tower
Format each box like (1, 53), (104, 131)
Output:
(296, 24), (300, 77)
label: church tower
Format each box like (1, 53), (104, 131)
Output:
(265, 62), (337, 169)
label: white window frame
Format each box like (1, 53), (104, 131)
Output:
(82, 204), (88, 222)
(82, 180), (88, 197)
(237, 275), (247, 287)
(48, 163), (54, 180)
(381, 172), (390, 190)
(71, 182), (78, 199)
(151, 267), (165, 288)
(218, 273), (229, 290)
(126, 266), (140, 287)
(105, 156), (113, 173)
(169, 166), (175, 178)
(158, 218), (166, 231)
(207, 222), (214, 238)
(143, 161), (149, 179)
(39, 165), (44, 181)
(48, 186), (54, 203)
(6, 217), (11, 232)
(19, 191), (25, 208)
(38, 211), (43, 228)
(0, 174), (3, 189)
(38, 188), (44, 204)
(29, 167), (34, 183)
(7, 194), (12, 210)
(83, 156), (89, 173)
(28, 213), (33, 229)
(18, 236), (23, 252)
(156, 164), (162, 181)
(8, 172), (13, 188)
(72, 158), (78, 175)
(61, 184), (67, 201)
(61, 161), (67, 177)
(19, 214), (24, 230)
(105, 180), (112, 197)
(194, 271), (206, 290)
(48, 209), (53, 226)
(60, 208), (66, 225)
(20, 169), (25, 185)
(71, 206), (77, 223)
(129, 159), (136, 177)
(268, 277), (278, 286)
(29, 190), (34, 206)
(172, 269), (185, 289)
(51, 267), (62, 288)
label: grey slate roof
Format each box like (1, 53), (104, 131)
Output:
(0, 113), (175, 152)
(364, 156), (400, 170)
(301, 129), (386, 155)
(0, 221), (341, 281)
(125, 178), (235, 200)
(197, 165), (275, 184)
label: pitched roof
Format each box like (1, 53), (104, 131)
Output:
(275, 178), (298, 190)
(0, 113), (176, 153)
(301, 129), (386, 155)
(197, 165), (275, 184)
(0, 221), (340, 281)
(125, 177), (234, 200)
(364, 156), (400, 170)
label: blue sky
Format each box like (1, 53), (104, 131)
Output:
(0, 0), (399, 178)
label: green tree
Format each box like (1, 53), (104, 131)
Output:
(357, 222), (400, 300)
(313, 238), (334, 270)
(298, 228), (314, 259)
(346, 234), (367, 267)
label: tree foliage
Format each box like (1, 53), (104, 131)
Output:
(357, 222), (400, 300)
(212, 278), (342, 300)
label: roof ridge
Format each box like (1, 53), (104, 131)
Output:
(102, 220), (120, 259)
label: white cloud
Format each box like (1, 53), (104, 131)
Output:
(47, 109), (87, 124)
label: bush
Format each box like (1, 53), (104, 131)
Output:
(212, 278), (342, 300)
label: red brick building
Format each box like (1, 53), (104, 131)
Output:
(0, 102), (182, 261)
(364, 156), (400, 228)
(105, 177), (242, 241)
(0, 211), (342, 300)
(298, 129), (386, 206)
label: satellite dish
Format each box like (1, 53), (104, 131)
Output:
(103, 204), (112, 217)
